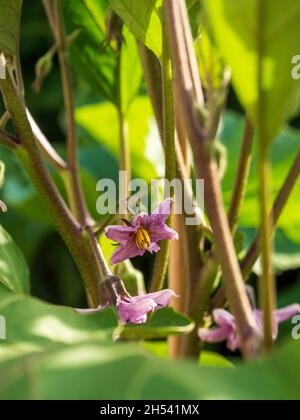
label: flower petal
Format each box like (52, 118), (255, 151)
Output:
(148, 242), (160, 254)
(153, 198), (174, 221)
(118, 298), (156, 324)
(132, 213), (149, 228)
(110, 241), (145, 265)
(213, 309), (236, 329)
(105, 225), (135, 245)
(149, 224), (179, 242)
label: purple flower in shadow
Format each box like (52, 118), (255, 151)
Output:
(105, 199), (178, 265)
(76, 275), (177, 325)
(198, 304), (300, 352)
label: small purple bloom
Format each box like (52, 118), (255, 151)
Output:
(199, 304), (300, 352)
(105, 199), (178, 265)
(76, 288), (177, 325)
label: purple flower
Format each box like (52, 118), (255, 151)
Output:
(105, 199), (178, 265)
(117, 289), (177, 324)
(76, 286), (177, 325)
(199, 304), (300, 352)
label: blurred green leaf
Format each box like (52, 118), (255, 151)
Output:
(119, 308), (195, 340)
(0, 225), (29, 295)
(110, 0), (203, 60)
(63, 0), (117, 103)
(1, 336), (300, 399)
(206, 0), (300, 141)
(199, 351), (234, 368)
(0, 0), (22, 56)
(63, 0), (142, 108)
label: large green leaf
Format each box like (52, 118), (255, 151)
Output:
(63, 0), (117, 103)
(1, 336), (300, 399)
(0, 293), (118, 345)
(0, 225), (29, 294)
(0, 0), (22, 56)
(206, 0), (300, 141)
(109, 0), (203, 60)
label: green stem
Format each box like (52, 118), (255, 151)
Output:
(0, 129), (20, 150)
(165, 0), (261, 359)
(0, 75), (103, 307)
(180, 254), (219, 358)
(116, 42), (131, 213)
(228, 118), (255, 234)
(150, 2), (176, 292)
(257, 0), (275, 352)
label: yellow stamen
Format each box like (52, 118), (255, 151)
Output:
(135, 227), (151, 250)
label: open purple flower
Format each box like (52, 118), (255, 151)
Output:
(76, 275), (177, 325)
(105, 199), (178, 265)
(198, 304), (300, 352)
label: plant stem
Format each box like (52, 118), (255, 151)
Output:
(180, 254), (219, 358)
(27, 110), (68, 172)
(138, 42), (205, 227)
(150, 2), (176, 292)
(228, 118), (255, 234)
(257, 0), (275, 351)
(0, 76), (103, 307)
(211, 149), (300, 309)
(165, 0), (261, 359)
(53, 0), (91, 225)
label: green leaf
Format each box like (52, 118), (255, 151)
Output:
(1, 337), (300, 399)
(0, 293), (118, 345)
(0, 0), (22, 56)
(119, 308), (195, 340)
(199, 351), (234, 368)
(206, 0), (300, 141)
(75, 96), (164, 181)
(63, 0), (118, 103)
(110, 0), (203, 60)
(222, 111), (300, 246)
(0, 225), (29, 294)
(63, 0), (142, 107)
